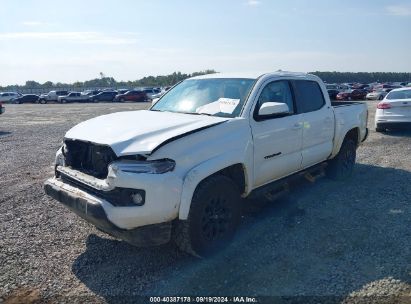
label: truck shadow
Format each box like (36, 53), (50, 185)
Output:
(72, 163), (411, 302)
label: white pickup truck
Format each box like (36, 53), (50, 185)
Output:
(44, 72), (368, 256)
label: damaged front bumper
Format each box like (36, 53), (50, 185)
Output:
(44, 178), (172, 246)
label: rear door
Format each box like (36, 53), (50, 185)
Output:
(250, 79), (303, 187)
(292, 80), (334, 168)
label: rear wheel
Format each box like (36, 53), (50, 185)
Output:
(174, 175), (242, 257)
(40, 99), (47, 104)
(326, 138), (356, 181)
(120, 98), (125, 102)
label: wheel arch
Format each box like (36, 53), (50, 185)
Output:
(330, 126), (361, 159)
(178, 159), (250, 220)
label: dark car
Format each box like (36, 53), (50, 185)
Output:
(114, 90), (147, 102)
(336, 89), (367, 101)
(327, 89), (340, 100)
(89, 91), (118, 102)
(116, 89), (130, 95)
(13, 94), (40, 104)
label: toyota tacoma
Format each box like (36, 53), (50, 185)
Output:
(44, 71), (368, 256)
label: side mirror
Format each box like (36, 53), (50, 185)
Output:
(258, 102), (290, 116)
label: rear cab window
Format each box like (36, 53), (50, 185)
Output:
(292, 80), (325, 113)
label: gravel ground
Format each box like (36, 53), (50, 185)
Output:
(0, 102), (410, 303)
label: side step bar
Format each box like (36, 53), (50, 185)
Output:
(249, 162), (328, 201)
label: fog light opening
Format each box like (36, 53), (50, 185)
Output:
(131, 193), (143, 205)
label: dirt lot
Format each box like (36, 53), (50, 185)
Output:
(1, 102), (410, 303)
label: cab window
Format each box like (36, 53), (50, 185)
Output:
(292, 80), (325, 113)
(255, 80), (294, 119)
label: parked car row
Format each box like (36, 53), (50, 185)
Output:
(0, 87), (170, 104)
(326, 81), (410, 101)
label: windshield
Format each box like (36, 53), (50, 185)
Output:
(151, 78), (256, 118)
(386, 89), (411, 100)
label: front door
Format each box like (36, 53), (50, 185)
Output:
(250, 80), (303, 188)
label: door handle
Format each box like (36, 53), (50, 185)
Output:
(292, 123), (302, 130)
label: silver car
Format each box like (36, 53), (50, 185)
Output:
(366, 89), (387, 101)
(57, 92), (91, 103)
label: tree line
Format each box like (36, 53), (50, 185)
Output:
(310, 71), (411, 84)
(0, 70), (217, 91)
(2, 70), (411, 91)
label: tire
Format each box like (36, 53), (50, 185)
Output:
(378, 95), (384, 100)
(173, 175), (242, 257)
(61, 99), (67, 104)
(326, 138), (356, 181)
(120, 98), (125, 102)
(40, 99), (47, 104)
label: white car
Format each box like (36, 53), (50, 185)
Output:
(0, 92), (21, 103)
(375, 88), (411, 132)
(57, 92), (90, 103)
(366, 89), (387, 101)
(44, 71), (368, 257)
(143, 88), (162, 100)
(39, 90), (69, 104)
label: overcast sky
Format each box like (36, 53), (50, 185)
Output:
(1, 0), (411, 85)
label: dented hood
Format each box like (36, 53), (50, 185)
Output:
(65, 110), (227, 156)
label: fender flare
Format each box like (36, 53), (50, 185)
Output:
(178, 153), (252, 220)
(331, 124), (360, 158)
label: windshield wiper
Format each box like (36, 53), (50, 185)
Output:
(181, 112), (214, 116)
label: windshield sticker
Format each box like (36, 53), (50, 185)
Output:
(218, 98), (240, 114)
(196, 98), (240, 115)
(196, 101), (221, 115)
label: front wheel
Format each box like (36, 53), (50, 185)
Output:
(174, 175), (242, 257)
(326, 138), (356, 181)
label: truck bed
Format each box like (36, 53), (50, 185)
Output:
(331, 101), (366, 107)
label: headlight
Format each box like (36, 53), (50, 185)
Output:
(111, 159), (175, 174)
(56, 147), (65, 166)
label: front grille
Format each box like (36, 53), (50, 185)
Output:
(60, 173), (145, 206)
(64, 140), (117, 178)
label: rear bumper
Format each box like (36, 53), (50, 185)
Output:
(375, 121), (411, 129)
(44, 179), (172, 246)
